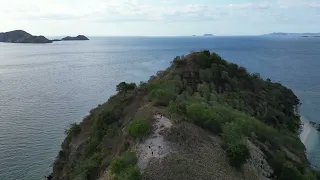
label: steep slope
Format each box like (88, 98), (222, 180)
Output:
(51, 51), (319, 180)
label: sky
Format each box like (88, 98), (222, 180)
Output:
(0, 0), (319, 36)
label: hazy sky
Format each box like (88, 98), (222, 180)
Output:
(0, 0), (319, 36)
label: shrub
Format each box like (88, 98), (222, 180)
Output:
(222, 122), (243, 144)
(186, 103), (223, 133)
(128, 118), (149, 138)
(121, 151), (138, 165)
(148, 89), (176, 106)
(279, 162), (302, 180)
(110, 151), (137, 174)
(147, 83), (162, 93)
(226, 142), (250, 168)
(167, 101), (187, 114)
(111, 152), (141, 180)
(123, 166), (142, 180)
(71, 153), (103, 179)
(186, 103), (206, 120)
(65, 123), (81, 137)
(110, 158), (126, 174)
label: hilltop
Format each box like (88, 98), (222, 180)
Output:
(51, 51), (319, 180)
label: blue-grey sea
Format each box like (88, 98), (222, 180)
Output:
(0, 36), (320, 180)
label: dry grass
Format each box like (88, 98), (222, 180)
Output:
(143, 122), (250, 180)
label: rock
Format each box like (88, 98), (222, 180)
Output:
(61, 35), (89, 41)
(0, 30), (52, 43)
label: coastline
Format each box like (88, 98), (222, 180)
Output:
(300, 116), (320, 169)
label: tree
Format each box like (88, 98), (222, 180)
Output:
(116, 82), (136, 94)
(199, 69), (213, 82)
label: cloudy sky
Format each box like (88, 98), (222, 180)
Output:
(0, 0), (319, 36)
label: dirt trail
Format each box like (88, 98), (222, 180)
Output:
(137, 114), (172, 169)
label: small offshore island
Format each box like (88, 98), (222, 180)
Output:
(0, 30), (89, 44)
(51, 51), (320, 180)
(61, 35), (89, 41)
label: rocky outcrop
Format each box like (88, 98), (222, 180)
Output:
(61, 35), (89, 41)
(0, 30), (52, 43)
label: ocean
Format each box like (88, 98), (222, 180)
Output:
(0, 36), (320, 179)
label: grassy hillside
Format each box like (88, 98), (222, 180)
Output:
(51, 51), (319, 180)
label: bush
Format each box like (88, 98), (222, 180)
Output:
(279, 162), (302, 180)
(167, 101), (187, 114)
(111, 152), (141, 180)
(148, 89), (176, 106)
(128, 118), (149, 138)
(122, 166), (142, 180)
(222, 122), (243, 144)
(65, 123), (81, 137)
(110, 151), (137, 174)
(226, 142), (250, 168)
(186, 103), (206, 121)
(110, 158), (126, 174)
(71, 153), (103, 179)
(186, 103), (223, 133)
(121, 151), (138, 165)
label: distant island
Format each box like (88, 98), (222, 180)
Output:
(263, 32), (320, 36)
(0, 30), (89, 44)
(203, 34), (214, 37)
(0, 30), (52, 43)
(61, 35), (89, 41)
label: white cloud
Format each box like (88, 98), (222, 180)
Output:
(0, 0), (318, 22)
(0, 0), (319, 35)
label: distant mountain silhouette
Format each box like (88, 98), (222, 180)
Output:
(0, 30), (52, 43)
(263, 32), (320, 36)
(203, 34), (214, 37)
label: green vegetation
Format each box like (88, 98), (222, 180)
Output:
(65, 123), (81, 137)
(128, 118), (150, 138)
(154, 50), (312, 176)
(53, 85), (140, 180)
(110, 151), (141, 180)
(116, 82), (136, 94)
(53, 51), (318, 180)
(225, 142), (250, 168)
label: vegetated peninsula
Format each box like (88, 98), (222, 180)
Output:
(51, 51), (319, 180)
(61, 35), (89, 41)
(0, 30), (52, 43)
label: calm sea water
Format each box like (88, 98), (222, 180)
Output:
(0, 36), (320, 179)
